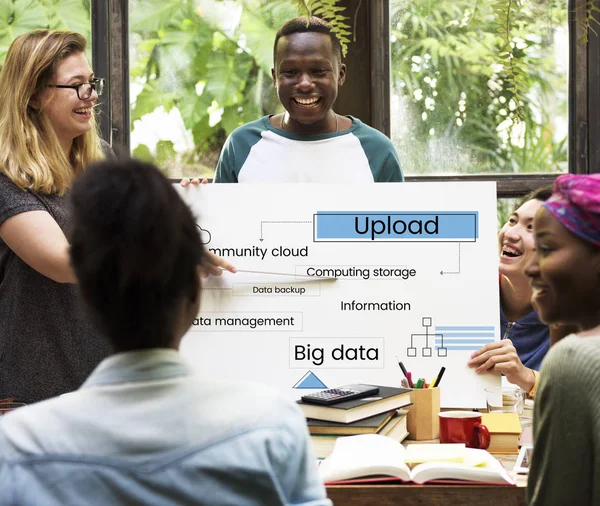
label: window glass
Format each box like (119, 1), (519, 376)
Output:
(0, 0), (91, 65)
(129, 0), (297, 178)
(390, 0), (568, 176)
(497, 197), (520, 229)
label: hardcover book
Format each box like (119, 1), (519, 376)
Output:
(318, 435), (515, 486)
(481, 413), (522, 454)
(298, 385), (411, 424)
(311, 411), (409, 459)
(307, 410), (397, 435)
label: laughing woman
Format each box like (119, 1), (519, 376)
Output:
(0, 31), (235, 404)
(0, 31), (113, 403)
(468, 187), (554, 395)
(525, 174), (600, 506)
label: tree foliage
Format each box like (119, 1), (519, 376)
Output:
(390, 0), (568, 175)
(292, 0), (351, 55)
(0, 0), (90, 62)
(0, 0), (581, 178)
(576, 0), (600, 42)
(129, 0), (298, 173)
(493, 0), (527, 121)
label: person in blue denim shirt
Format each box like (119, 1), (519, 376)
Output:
(0, 158), (331, 506)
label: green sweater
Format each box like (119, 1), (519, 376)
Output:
(528, 334), (600, 505)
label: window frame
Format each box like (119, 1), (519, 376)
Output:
(93, 0), (598, 194)
(92, 0), (129, 150)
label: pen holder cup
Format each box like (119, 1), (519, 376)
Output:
(407, 387), (441, 440)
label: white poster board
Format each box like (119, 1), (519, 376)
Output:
(177, 182), (501, 408)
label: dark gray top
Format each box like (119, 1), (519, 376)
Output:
(0, 150), (113, 404)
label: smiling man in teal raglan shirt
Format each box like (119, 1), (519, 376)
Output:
(211, 16), (404, 184)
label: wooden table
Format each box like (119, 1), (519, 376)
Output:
(326, 446), (527, 506)
(326, 483), (525, 506)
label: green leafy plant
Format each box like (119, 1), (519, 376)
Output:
(576, 0), (600, 42)
(129, 0), (297, 175)
(390, 0), (569, 175)
(493, 0), (527, 121)
(292, 0), (351, 56)
(0, 0), (90, 63)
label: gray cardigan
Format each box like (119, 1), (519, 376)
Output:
(528, 334), (600, 505)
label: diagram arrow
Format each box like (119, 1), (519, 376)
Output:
(440, 243), (461, 275)
(259, 221), (312, 241)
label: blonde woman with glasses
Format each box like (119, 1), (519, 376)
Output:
(0, 30), (112, 404)
(0, 31), (235, 405)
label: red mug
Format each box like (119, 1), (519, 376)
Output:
(438, 411), (490, 449)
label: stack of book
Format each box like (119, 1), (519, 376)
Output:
(297, 385), (412, 458)
(481, 412), (523, 454)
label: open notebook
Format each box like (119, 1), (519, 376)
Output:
(318, 434), (515, 485)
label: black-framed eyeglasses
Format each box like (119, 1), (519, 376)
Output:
(47, 77), (105, 100)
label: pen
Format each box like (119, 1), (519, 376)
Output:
(397, 358), (410, 380)
(428, 377), (437, 388)
(415, 378), (424, 389)
(406, 372), (414, 388)
(432, 367), (446, 388)
(224, 268), (336, 280)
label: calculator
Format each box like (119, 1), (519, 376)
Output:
(300, 384), (380, 405)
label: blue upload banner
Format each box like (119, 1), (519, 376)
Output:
(313, 212), (478, 242)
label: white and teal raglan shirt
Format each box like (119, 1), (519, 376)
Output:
(213, 116), (403, 183)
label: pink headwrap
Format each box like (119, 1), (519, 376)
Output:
(543, 174), (600, 247)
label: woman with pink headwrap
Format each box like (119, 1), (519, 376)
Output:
(525, 174), (600, 506)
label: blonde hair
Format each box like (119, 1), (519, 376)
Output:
(0, 30), (104, 195)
